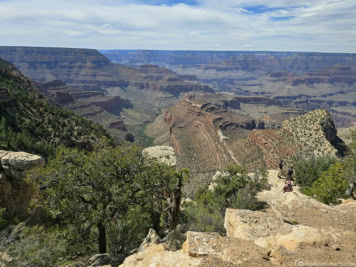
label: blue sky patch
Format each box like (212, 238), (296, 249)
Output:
(244, 5), (290, 14)
(270, 16), (295, 21)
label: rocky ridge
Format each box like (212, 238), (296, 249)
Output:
(146, 95), (344, 194)
(282, 109), (341, 156)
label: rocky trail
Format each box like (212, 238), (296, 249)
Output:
(258, 170), (356, 233)
(120, 169), (356, 267)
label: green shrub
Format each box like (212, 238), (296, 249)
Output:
(183, 189), (225, 234)
(231, 186), (264, 210)
(0, 224), (67, 267)
(0, 208), (8, 231)
(107, 206), (152, 258)
(305, 162), (349, 205)
(293, 155), (337, 188)
(183, 165), (268, 233)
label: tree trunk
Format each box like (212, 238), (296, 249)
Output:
(98, 223), (107, 253)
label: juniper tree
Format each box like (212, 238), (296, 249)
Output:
(29, 140), (188, 254)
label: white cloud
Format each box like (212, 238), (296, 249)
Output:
(0, 0), (355, 52)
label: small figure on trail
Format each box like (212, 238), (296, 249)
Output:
(278, 160), (284, 178)
(287, 166), (294, 181)
(283, 180), (293, 193)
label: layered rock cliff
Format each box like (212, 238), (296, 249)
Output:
(146, 94), (344, 194)
(102, 50), (356, 73)
(101, 50), (356, 128)
(0, 47), (216, 144)
(0, 46), (116, 87)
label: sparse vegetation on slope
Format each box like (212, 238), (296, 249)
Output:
(0, 58), (110, 158)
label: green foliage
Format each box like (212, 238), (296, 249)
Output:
(214, 166), (268, 210)
(183, 189), (225, 234)
(140, 163), (190, 232)
(184, 165), (268, 233)
(0, 224), (67, 267)
(305, 162), (349, 205)
(30, 140), (146, 254)
(107, 206), (152, 257)
(29, 140), (188, 256)
(293, 155), (337, 188)
(0, 208), (8, 231)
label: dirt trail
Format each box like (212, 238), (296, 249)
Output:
(258, 170), (356, 232)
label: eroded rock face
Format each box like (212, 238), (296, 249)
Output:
(119, 244), (201, 267)
(142, 146), (176, 167)
(224, 208), (331, 252)
(120, 230), (273, 267)
(282, 109), (340, 156)
(119, 169), (356, 267)
(0, 150), (45, 181)
(182, 231), (271, 265)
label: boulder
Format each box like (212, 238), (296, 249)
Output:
(142, 146), (176, 166)
(0, 150), (45, 181)
(0, 252), (13, 263)
(224, 208), (331, 252)
(182, 231), (271, 265)
(224, 209), (293, 241)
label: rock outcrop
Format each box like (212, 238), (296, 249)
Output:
(120, 169), (356, 267)
(142, 146), (176, 167)
(182, 231), (272, 265)
(87, 254), (112, 267)
(0, 150), (45, 222)
(282, 109), (340, 156)
(0, 150), (45, 181)
(224, 209), (330, 252)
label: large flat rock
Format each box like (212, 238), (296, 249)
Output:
(0, 150), (45, 170)
(142, 146), (176, 166)
(0, 150), (45, 180)
(224, 208), (331, 252)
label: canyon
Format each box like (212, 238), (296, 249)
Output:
(145, 93), (344, 196)
(103, 50), (356, 128)
(0, 47), (214, 144)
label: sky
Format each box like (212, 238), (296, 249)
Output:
(0, 0), (355, 53)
